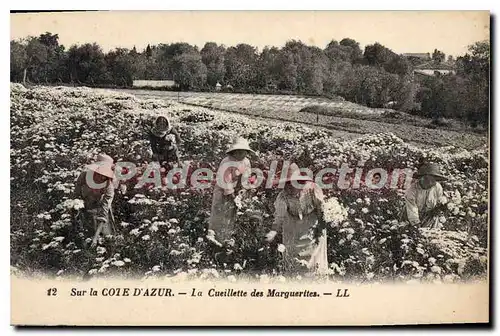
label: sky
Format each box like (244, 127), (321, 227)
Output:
(10, 11), (490, 57)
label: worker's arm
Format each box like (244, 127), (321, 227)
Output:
(96, 180), (115, 226)
(405, 187), (420, 225)
(267, 194), (286, 241)
(73, 171), (85, 199)
(171, 127), (181, 144)
(311, 184), (327, 229)
(148, 131), (160, 155)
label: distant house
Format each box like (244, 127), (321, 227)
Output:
(403, 53), (431, 61)
(413, 62), (456, 79)
(132, 80), (177, 88)
(215, 82), (222, 91)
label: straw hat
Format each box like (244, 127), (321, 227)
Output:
(86, 153), (115, 179)
(415, 163), (447, 181)
(226, 137), (255, 155)
(280, 163), (313, 183)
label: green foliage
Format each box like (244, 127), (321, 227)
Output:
(201, 42), (226, 86)
(9, 33), (489, 126)
(172, 52), (207, 90)
(67, 43), (107, 84)
(418, 41), (490, 125)
(363, 42), (397, 67)
(432, 49), (446, 63)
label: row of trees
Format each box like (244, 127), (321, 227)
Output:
(418, 41), (489, 125)
(10, 32), (489, 125)
(9, 33), (423, 97)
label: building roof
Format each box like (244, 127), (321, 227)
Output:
(132, 79), (176, 87)
(414, 69), (455, 77)
(414, 61), (455, 71)
(403, 53), (431, 59)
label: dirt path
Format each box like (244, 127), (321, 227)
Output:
(117, 89), (488, 150)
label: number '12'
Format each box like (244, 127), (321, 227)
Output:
(47, 288), (57, 296)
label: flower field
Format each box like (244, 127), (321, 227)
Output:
(10, 83), (489, 283)
(122, 89), (488, 150)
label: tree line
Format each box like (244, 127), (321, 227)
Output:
(10, 32), (489, 126)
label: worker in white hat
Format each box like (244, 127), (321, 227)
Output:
(208, 137), (255, 248)
(73, 153), (117, 247)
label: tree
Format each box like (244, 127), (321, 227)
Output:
(455, 40), (490, 125)
(363, 42), (397, 68)
(66, 43), (107, 84)
(277, 52), (298, 91)
(325, 40), (352, 63)
(457, 40), (489, 78)
(10, 40), (27, 82)
(224, 44), (258, 89)
(105, 48), (135, 86)
(201, 42), (226, 87)
(303, 46), (328, 95)
(338, 65), (402, 108)
(171, 51), (207, 90)
(385, 55), (412, 77)
(393, 76), (418, 111)
(323, 61), (352, 95)
(415, 41), (489, 125)
(418, 75), (446, 120)
(256, 46), (281, 89)
(432, 49), (445, 63)
(20, 37), (48, 84)
(339, 38), (363, 63)
(36, 32), (66, 83)
(142, 45), (161, 79)
(145, 44), (152, 58)
(157, 43), (198, 79)
(38, 32), (59, 48)
(278, 40), (327, 94)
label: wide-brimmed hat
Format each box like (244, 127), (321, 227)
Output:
(415, 163), (447, 181)
(226, 137), (255, 155)
(86, 153), (115, 179)
(280, 163), (313, 183)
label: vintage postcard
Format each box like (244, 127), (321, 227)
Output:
(10, 10), (490, 326)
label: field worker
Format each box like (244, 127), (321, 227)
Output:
(402, 162), (448, 228)
(73, 153), (116, 247)
(208, 137), (254, 248)
(266, 163), (328, 275)
(147, 116), (181, 168)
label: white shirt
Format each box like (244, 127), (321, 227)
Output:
(404, 180), (443, 225)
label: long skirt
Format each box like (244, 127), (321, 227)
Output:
(280, 213), (327, 275)
(77, 207), (116, 241)
(209, 187), (237, 243)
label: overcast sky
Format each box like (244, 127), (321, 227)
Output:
(10, 11), (489, 57)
